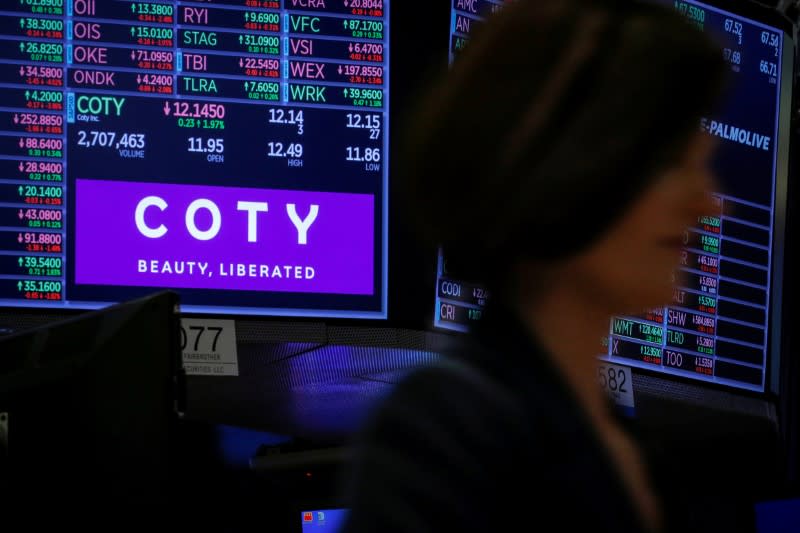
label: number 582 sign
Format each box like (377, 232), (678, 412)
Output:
(180, 319), (239, 377)
(597, 362), (635, 413)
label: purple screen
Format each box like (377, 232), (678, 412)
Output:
(0, 0), (390, 319)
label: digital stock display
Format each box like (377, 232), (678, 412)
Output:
(0, 0), (389, 319)
(433, 0), (506, 333)
(439, 0), (792, 392)
(602, 0), (791, 392)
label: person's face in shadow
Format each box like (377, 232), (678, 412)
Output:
(557, 132), (719, 315)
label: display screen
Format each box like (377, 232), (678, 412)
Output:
(433, 0), (505, 332)
(0, 0), (390, 319)
(301, 508), (348, 532)
(439, 0), (791, 392)
(603, 0), (790, 392)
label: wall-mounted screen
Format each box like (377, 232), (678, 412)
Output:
(0, 0), (390, 319)
(433, 0), (506, 332)
(438, 0), (792, 393)
(601, 0), (792, 392)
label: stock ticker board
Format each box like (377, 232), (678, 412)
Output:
(0, 0), (390, 319)
(603, 0), (788, 392)
(437, 0), (789, 392)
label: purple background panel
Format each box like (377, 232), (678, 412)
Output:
(74, 179), (375, 295)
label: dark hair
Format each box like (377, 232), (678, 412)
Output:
(401, 0), (727, 287)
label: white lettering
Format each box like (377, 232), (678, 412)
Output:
(216, 262), (315, 278)
(286, 204), (319, 245)
(137, 259), (209, 275)
(186, 199), (221, 241)
(237, 201), (269, 243)
(135, 196), (167, 238)
(705, 119), (772, 152)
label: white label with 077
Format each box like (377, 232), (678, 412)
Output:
(180, 319), (238, 377)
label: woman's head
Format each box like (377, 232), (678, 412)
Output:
(524, 131), (719, 314)
(403, 0), (727, 312)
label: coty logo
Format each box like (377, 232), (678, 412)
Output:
(134, 196), (319, 244)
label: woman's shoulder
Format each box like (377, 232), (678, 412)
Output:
(354, 351), (539, 460)
(341, 358), (530, 532)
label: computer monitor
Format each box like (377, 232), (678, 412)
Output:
(433, 0), (510, 333)
(603, 0), (793, 394)
(301, 508), (349, 532)
(756, 496), (800, 533)
(0, 1), (390, 320)
(437, 0), (793, 394)
(0, 290), (182, 504)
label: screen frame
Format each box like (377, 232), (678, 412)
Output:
(0, 2), (452, 330)
(433, 0), (797, 398)
(642, 0), (795, 398)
